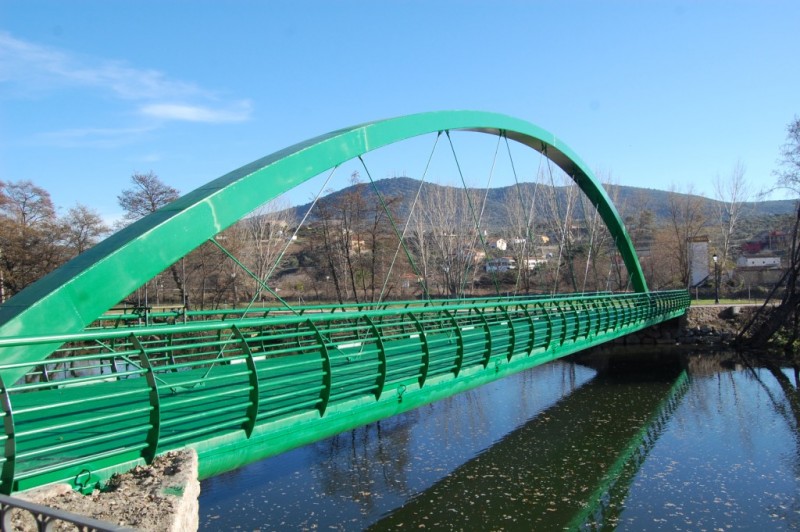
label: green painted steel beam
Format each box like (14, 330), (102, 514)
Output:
(0, 111), (647, 385)
(0, 290), (687, 493)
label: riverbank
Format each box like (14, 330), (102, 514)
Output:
(600, 304), (763, 349)
(16, 449), (199, 531)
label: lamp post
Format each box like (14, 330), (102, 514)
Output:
(712, 254), (719, 304)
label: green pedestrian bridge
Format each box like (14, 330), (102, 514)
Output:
(0, 111), (689, 494)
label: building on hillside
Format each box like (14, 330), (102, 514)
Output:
(493, 239), (508, 251)
(486, 257), (516, 272)
(485, 256), (546, 272)
(741, 230), (790, 255)
(735, 254), (783, 286)
(736, 255), (780, 268)
(520, 258), (547, 270)
(741, 241), (763, 254)
(508, 235), (550, 249)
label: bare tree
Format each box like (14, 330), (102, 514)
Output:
(539, 172), (580, 293)
(775, 116), (800, 195)
(117, 171), (180, 223)
(647, 226), (685, 290)
(315, 202), (348, 304)
(313, 173), (368, 303)
(713, 161), (750, 283)
(739, 118), (800, 356)
(407, 206), (432, 295)
(578, 172), (621, 293)
(363, 192), (402, 303)
(503, 182), (543, 293)
(311, 173), (405, 304)
(336, 175), (368, 303)
(415, 183), (481, 297)
(117, 172), (187, 307)
(181, 241), (229, 310)
(615, 189), (658, 290)
(501, 173), (567, 294)
(0, 180), (66, 297)
(665, 185), (708, 288)
(63, 204), (109, 256)
(239, 200), (296, 304)
(739, 203), (800, 355)
(0, 180), (56, 227)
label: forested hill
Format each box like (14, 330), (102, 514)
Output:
(292, 176), (796, 229)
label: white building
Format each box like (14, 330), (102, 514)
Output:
(493, 239), (508, 251)
(521, 258), (547, 270)
(736, 255), (781, 268)
(688, 236), (709, 287)
(486, 257), (516, 272)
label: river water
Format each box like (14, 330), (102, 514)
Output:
(198, 352), (800, 530)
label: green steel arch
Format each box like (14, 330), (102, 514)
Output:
(0, 111), (647, 383)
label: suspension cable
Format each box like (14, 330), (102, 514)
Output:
(236, 165), (338, 317)
(358, 152), (434, 305)
(210, 237), (300, 316)
(455, 132), (501, 297)
(361, 133), (441, 305)
(605, 237), (619, 292)
(504, 134), (541, 296)
(581, 203), (600, 294)
(342, 137), (442, 350)
(543, 145), (568, 295)
(445, 130), (502, 298)
(196, 236), (303, 385)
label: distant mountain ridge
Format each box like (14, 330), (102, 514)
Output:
(291, 176), (796, 229)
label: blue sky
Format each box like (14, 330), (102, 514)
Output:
(1, 1), (798, 222)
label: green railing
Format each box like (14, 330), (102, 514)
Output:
(0, 290), (688, 493)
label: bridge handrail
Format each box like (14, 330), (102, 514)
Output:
(0, 291), (689, 350)
(100, 291), (613, 316)
(93, 292), (617, 326)
(0, 288), (689, 493)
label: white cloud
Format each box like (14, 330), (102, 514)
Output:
(140, 101), (252, 123)
(0, 32), (203, 100)
(0, 31), (252, 128)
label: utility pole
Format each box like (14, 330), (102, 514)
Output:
(713, 253), (720, 304)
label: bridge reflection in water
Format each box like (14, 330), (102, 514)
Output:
(370, 361), (689, 530)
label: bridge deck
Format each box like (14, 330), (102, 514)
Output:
(0, 291), (689, 493)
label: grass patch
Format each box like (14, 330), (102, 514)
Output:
(690, 298), (764, 305)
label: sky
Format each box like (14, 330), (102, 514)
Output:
(1, 0), (798, 223)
